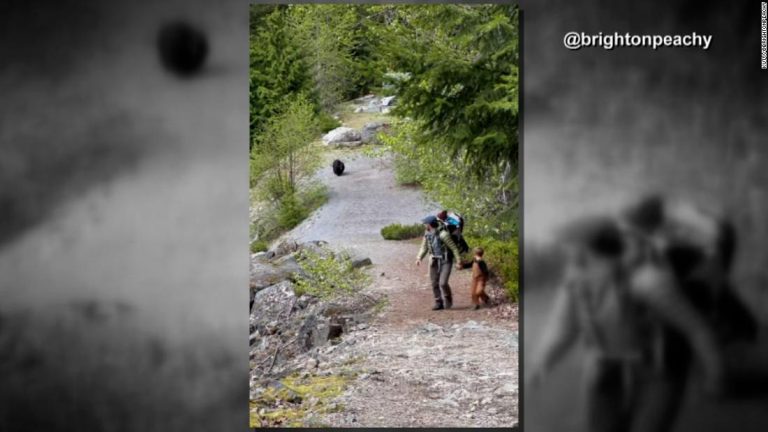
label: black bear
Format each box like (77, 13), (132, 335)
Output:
(332, 159), (345, 176)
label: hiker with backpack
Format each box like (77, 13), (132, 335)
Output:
(529, 214), (723, 432)
(416, 215), (465, 310)
(437, 210), (470, 253)
(619, 196), (766, 405)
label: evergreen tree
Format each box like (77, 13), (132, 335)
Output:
(249, 5), (314, 149)
(378, 5), (520, 172)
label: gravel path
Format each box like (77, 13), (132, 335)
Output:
(286, 150), (519, 428)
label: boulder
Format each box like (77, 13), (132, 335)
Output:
(332, 140), (364, 148)
(251, 281), (297, 334)
(269, 239), (299, 258)
(381, 95), (396, 106)
(353, 94), (377, 105)
(298, 314), (330, 350)
(250, 256), (303, 292)
(361, 121), (389, 144)
(350, 257), (373, 269)
(298, 240), (332, 258)
(322, 127), (361, 145)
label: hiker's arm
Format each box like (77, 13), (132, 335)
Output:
(532, 283), (579, 381)
(439, 230), (463, 264)
(630, 264), (723, 393)
(416, 236), (428, 263)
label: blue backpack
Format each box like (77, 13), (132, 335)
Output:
(439, 211), (469, 255)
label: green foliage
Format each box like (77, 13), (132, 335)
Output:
(251, 184), (328, 247)
(294, 250), (370, 300)
(250, 5), (315, 148)
(381, 223), (424, 240)
(251, 373), (351, 427)
(467, 236), (519, 302)
(381, 118), (517, 240)
(251, 240), (269, 254)
(317, 112), (341, 133)
(276, 194), (308, 230)
(250, 94), (321, 198)
(375, 4), (520, 173)
(289, 5), (386, 112)
(289, 5), (354, 112)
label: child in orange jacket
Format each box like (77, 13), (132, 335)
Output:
(471, 247), (491, 309)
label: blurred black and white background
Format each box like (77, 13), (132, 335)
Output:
(522, 1), (768, 431)
(0, 0), (766, 430)
(0, 1), (249, 430)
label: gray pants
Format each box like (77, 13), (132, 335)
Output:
(429, 257), (453, 306)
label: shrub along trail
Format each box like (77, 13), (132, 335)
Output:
(285, 151), (519, 427)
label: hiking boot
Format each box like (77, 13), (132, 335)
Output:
(444, 300), (452, 310)
(432, 303), (444, 311)
(473, 304), (481, 310)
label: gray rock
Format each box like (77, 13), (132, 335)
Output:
(251, 281), (296, 333)
(305, 357), (319, 369)
(322, 127), (362, 145)
(298, 314), (330, 351)
(269, 239), (300, 257)
(361, 121), (389, 144)
(354, 94), (377, 104)
(299, 240), (331, 257)
(381, 95), (396, 106)
(265, 381), (303, 403)
(273, 253), (301, 270)
(296, 295), (313, 309)
(331, 140), (363, 148)
(265, 321), (279, 335)
(250, 256), (303, 292)
(438, 398), (460, 408)
(363, 121), (387, 129)
(494, 382), (517, 396)
(350, 257), (372, 268)
(420, 322), (443, 333)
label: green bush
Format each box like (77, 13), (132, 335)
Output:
(251, 185), (329, 247)
(250, 240), (269, 254)
(380, 223), (424, 240)
(467, 236), (519, 303)
(294, 250), (370, 299)
(277, 194), (309, 230)
(317, 112), (341, 133)
(381, 118), (517, 240)
(300, 183), (329, 212)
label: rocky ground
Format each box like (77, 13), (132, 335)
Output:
(250, 126), (518, 428)
(312, 315), (518, 427)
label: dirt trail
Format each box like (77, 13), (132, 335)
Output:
(287, 151), (519, 427)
